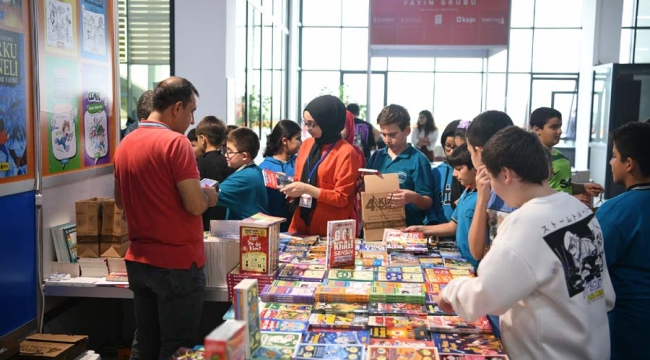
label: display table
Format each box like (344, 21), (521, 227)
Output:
(44, 282), (229, 302)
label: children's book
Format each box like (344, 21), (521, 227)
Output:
(368, 338), (434, 348)
(368, 325), (431, 341)
(275, 264), (327, 282)
(302, 331), (369, 345)
(262, 169), (295, 189)
(314, 285), (371, 304)
(259, 285), (316, 304)
(327, 269), (374, 282)
(325, 220), (357, 269)
(285, 233), (320, 247)
(260, 319), (309, 334)
(444, 258), (475, 272)
(367, 344), (438, 360)
(426, 304), (455, 316)
(427, 315), (492, 334)
(308, 313), (369, 330)
(203, 320), (247, 360)
(260, 302), (313, 313)
(375, 272), (425, 283)
(368, 315), (428, 328)
(259, 309), (311, 322)
(293, 344), (365, 360)
(368, 303), (427, 316)
(312, 302), (369, 314)
(432, 332), (505, 355)
(389, 252), (420, 266)
(233, 279), (262, 358)
(270, 280), (320, 288)
(251, 332), (302, 360)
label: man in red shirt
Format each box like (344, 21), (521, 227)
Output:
(114, 76), (217, 360)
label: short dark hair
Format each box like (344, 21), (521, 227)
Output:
(482, 126), (549, 185)
(377, 104), (410, 131)
(263, 119), (302, 157)
(136, 90), (154, 120)
(152, 77), (199, 112)
(195, 116), (227, 147)
(529, 107), (562, 129)
(227, 127), (260, 159)
(611, 122), (650, 177)
(447, 143), (474, 170)
(187, 128), (197, 142)
(466, 110), (514, 147)
(346, 103), (360, 116)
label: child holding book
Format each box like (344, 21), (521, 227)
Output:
(438, 126), (614, 360)
(404, 144), (485, 269)
(216, 128), (269, 220)
(259, 120), (302, 231)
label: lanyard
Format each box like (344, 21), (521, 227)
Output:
(138, 121), (171, 130)
(307, 143), (336, 182)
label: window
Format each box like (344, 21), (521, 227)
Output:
(621, 0), (650, 63)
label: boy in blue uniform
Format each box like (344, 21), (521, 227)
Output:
(405, 144), (485, 269)
(595, 122), (650, 360)
(428, 120), (463, 225)
(366, 104), (435, 226)
(217, 127), (269, 220)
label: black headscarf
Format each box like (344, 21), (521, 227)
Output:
(299, 95), (346, 225)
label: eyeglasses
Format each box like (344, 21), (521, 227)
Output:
(303, 121), (317, 129)
(444, 144), (456, 150)
(225, 151), (243, 158)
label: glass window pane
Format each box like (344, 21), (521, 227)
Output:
(486, 74), (506, 111)
(511, 0), (534, 28)
(341, 28), (368, 70)
(342, 73), (368, 107)
(530, 79), (577, 114)
(387, 57), (434, 72)
(302, 28), (341, 70)
(639, 0), (650, 26)
(506, 74), (531, 128)
(620, 29), (634, 64)
(622, 0), (636, 27)
(251, 9), (262, 71)
(342, 0), (369, 27)
(301, 71), (341, 110)
(371, 57), (387, 71)
(262, 23), (273, 69)
(634, 30), (650, 63)
(387, 73), (434, 135)
(435, 58), (483, 73)
(273, 30), (285, 70)
(532, 29), (581, 72)
(273, 70), (284, 121)
(433, 73), (482, 132)
(368, 73), (386, 125)
(535, 0), (583, 27)
(487, 49), (507, 72)
(302, 0), (341, 26)
(261, 70), (273, 136)
(508, 29), (532, 72)
(248, 69), (261, 127)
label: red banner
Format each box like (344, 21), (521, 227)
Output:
(370, 0), (510, 47)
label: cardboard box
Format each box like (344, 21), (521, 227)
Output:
(101, 199), (128, 236)
(75, 197), (106, 236)
(76, 235), (101, 258)
(20, 334), (87, 360)
(100, 234), (130, 258)
(360, 173), (406, 241)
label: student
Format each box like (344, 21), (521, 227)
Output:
(529, 107), (604, 204)
(405, 144), (485, 269)
(454, 120), (471, 147)
(595, 122), (650, 360)
(411, 110), (438, 162)
(429, 120), (464, 223)
(367, 104), (434, 226)
(347, 103), (380, 161)
(216, 127), (269, 220)
(123, 90), (153, 138)
(259, 120), (302, 231)
(187, 128), (203, 158)
(195, 116), (235, 230)
(438, 126), (615, 360)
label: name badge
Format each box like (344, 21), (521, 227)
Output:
(299, 194), (313, 208)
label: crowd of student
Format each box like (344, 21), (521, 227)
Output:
(114, 76), (649, 360)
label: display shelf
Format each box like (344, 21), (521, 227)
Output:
(44, 283), (229, 302)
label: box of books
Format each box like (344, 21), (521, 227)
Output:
(75, 197), (107, 236)
(204, 320), (247, 360)
(239, 213), (284, 275)
(233, 279), (262, 359)
(325, 220), (356, 269)
(360, 173), (406, 241)
(226, 267), (274, 302)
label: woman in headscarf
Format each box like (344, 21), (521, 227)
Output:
(280, 95), (361, 236)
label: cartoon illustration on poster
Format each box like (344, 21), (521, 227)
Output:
(0, 1), (24, 29)
(46, 57), (80, 173)
(45, 0), (76, 52)
(0, 29), (27, 179)
(80, 0), (106, 60)
(82, 63), (110, 166)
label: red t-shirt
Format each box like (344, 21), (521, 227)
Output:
(114, 121), (204, 269)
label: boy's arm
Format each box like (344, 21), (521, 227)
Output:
(403, 221), (456, 237)
(440, 242), (538, 322)
(468, 166), (490, 260)
(572, 182), (604, 196)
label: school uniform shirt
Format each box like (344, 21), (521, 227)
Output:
(259, 155), (297, 232)
(596, 183), (650, 360)
(197, 150), (235, 230)
(451, 189), (484, 269)
(367, 145), (435, 226)
(486, 191), (517, 243)
(217, 163), (269, 220)
(429, 161), (456, 224)
(550, 148), (573, 194)
(442, 192), (615, 360)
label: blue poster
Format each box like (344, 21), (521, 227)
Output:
(0, 28), (27, 178)
(80, 0), (107, 61)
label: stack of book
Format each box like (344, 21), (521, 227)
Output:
(370, 282), (426, 304)
(203, 320), (247, 360)
(50, 223), (78, 263)
(314, 281), (371, 303)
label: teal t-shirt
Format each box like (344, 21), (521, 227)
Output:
(451, 189), (485, 269)
(217, 164), (269, 220)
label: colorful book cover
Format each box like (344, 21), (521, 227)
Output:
(427, 316), (492, 334)
(171, 347), (204, 360)
(261, 302), (313, 313)
(326, 220), (356, 269)
(432, 333), (505, 355)
(419, 257), (445, 268)
(259, 309), (311, 322)
(374, 266), (423, 273)
(439, 355), (509, 360)
(327, 269), (374, 282)
(308, 313), (369, 330)
(369, 303), (427, 316)
(375, 272), (425, 283)
(424, 283), (446, 296)
(302, 331), (369, 345)
(203, 319), (247, 360)
(81, 63), (110, 166)
(426, 304), (455, 316)
(285, 233), (320, 247)
(260, 319), (309, 334)
(251, 332), (302, 360)
(444, 258), (475, 272)
(389, 252), (420, 266)
(368, 315), (428, 328)
(240, 224), (271, 274)
(293, 344), (365, 360)
(275, 264), (327, 282)
(368, 338), (434, 348)
(262, 168), (294, 189)
(233, 279), (262, 358)
(290, 256), (327, 266)
(62, 223), (78, 263)
(312, 302), (369, 314)
(368, 325), (430, 341)
(367, 345), (438, 360)
(259, 285), (316, 304)
(270, 280), (320, 288)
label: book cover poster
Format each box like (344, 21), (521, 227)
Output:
(45, 56), (80, 173)
(80, 0), (106, 60)
(81, 63), (109, 166)
(0, 1), (24, 29)
(0, 29), (27, 179)
(45, 0), (77, 55)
